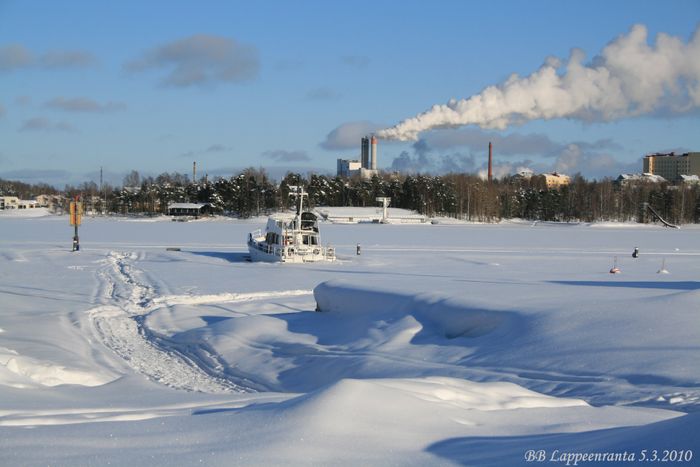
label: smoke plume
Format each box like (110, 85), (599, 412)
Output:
(379, 25), (700, 141)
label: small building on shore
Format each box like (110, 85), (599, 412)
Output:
(0, 196), (20, 210)
(1, 196), (42, 209)
(167, 203), (212, 218)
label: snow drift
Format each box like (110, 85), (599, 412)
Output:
(314, 280), (513, 340)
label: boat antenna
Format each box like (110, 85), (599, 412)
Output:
(288, 185), (304, 217)
(297, 186), (302, 216)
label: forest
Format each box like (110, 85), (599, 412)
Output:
(2, 168), (699, 224)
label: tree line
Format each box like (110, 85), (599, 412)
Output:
(2, 169), (699, 224)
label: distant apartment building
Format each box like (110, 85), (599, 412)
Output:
(0, 196), (20, 209)
(643, 152), (700, 182)
(35, 194), (63, 210)
(539, 172), (571, 189)
(0, 196), (41, 209)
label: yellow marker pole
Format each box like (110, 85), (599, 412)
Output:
(70, 196), (83, 251)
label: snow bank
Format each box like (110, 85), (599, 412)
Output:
(201, 377), (677, 466)
(0, 208), (53, 218)
(314, 280), (512, 339)
(0, 347), (113, 388)
(429, 411), (700, 466)
(289, 377), (590, 413)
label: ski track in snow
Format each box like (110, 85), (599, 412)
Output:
(89, 251), (311, 393)
(0, 395), (287, 427)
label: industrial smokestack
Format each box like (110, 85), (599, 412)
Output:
(361, 136), (370, 169)
(488, 142), (493, 182)
(193, 161), (197, 183)
(370, 135), (377, 170)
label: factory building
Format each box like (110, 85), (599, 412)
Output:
(337, 135), (379, 179)
(538, 172), (571, 189)
(337, 159), (362, 178)
(643, 152), (700, 182)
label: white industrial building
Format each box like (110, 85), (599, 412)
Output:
(337, 135), (379, 179)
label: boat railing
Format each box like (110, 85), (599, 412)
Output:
(248, 236), (284, 257)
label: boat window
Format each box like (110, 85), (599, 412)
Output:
(310, 235), (318, 245)
(303, 235), (309, 245)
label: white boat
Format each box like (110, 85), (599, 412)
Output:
(247, 187), (335, 263)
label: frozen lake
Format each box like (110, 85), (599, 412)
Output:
(1, 213), (699, 465)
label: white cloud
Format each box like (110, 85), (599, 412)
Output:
(19, 117), (75, 133)
(0, 44), (96, 71)
(39, 50), (97, 69)
(15, 96), (32, 106)
(44, 97), (126, 113)
(178, 144), (233, 158)
(341, 55), (370, 69)
(206, 144), (231, 153)
(0, 44), (32, 71)
(125, 35), (259, 87)
(320, 121), (386, 150)
(306, 87), (342, 101)
(261, 150), (311, 162)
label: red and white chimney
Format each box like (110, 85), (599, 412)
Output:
(370, 135), (378, 170)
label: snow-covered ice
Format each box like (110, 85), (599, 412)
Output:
(0, 213), (698, 465)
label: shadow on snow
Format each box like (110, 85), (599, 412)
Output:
(549, 281), (700, 291)
(186, 251), (251, 263)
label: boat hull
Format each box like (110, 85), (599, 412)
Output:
(248, 240), (334, 263)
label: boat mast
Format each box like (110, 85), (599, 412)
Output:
(288, 186), (305, 250)
(297, 186), (304, 219)
(289, 186), (306, 229)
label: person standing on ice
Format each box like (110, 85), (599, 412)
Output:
(632, 247), (639, 258)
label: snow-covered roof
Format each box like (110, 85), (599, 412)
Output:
(617, 173), (666, 183)
(168, 203), (209, 210)
(542, 172), (570, 179)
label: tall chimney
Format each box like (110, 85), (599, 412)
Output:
(193, 161), (197, 183)
(488, 142), (493, 183)
(361, 137), (369, 169)
(370, 135), (377, 170)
